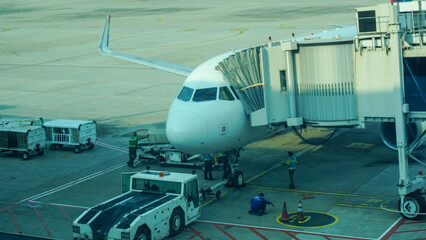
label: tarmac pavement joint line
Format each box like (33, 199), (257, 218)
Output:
(250, 186), (376, 199)
(338, 203), (397, 211)
(196, 219), (376, 240)
(201, 145), (317, 207)
(19, 162), (126, 203)
(244, 145), (317, 185)
(20, 83), (167, 118)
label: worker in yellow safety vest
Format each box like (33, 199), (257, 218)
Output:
(284, 151), (297, 189)
(128, 132), (149, 167)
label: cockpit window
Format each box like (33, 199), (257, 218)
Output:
(177, 86), (194, 101)
(229, 86), (240, 100)
(219, 87), (235, 101)
(192, 88), (217, 102)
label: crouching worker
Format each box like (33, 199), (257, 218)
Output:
(249, 193), (274, 216)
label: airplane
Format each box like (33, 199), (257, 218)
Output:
(98, 15), (425, 165)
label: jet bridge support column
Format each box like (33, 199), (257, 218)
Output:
(389, 22), (410, 196)
(389, 5), (426, 219)
(282, 41), (303, 126)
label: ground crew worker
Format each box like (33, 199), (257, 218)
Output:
(285, 151), (297, 189)
(218, 152), (231, 180)
(203, 153), (214, 180)
(128, 132), (149, 168)
(249, 193), (274, 215)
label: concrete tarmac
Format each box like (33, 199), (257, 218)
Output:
(1, 0), (426, 239)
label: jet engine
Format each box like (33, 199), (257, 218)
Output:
(379, 122), (425, 150)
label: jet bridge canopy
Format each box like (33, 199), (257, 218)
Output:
(216, 47), (264, 115)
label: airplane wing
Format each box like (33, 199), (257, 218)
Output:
(99, 15), (194, 77)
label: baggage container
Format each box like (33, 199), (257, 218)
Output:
(0, 125), (46, 160)
(0, 117), (43, 127)
(43, 119), (97, 153)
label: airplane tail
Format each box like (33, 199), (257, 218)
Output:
(99, 15), (112, 55)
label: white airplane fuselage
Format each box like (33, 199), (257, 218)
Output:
(166, 53), (275, 154)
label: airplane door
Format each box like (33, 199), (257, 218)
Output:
(185, 179), (200, 221)
(121, 172), (137, 193)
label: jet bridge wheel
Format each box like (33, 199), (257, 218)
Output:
(398, 191), (426, 220)
(169, 208), (184, 237)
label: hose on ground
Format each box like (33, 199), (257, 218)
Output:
(292, 126), (337, 145)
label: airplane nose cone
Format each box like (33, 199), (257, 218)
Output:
(166, 111), (208, 153)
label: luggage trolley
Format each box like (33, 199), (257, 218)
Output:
(43, 119), (97, 153)
(0, 125), (46, 160)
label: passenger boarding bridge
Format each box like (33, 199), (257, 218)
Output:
(217, 1), (426, 219)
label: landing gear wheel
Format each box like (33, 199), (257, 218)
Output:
(89, 143), (94, 150)
(22, 152), (29, 160)
(169, 208), (184, 237)
(50, 144), (57, 151)
(232, 170), (244, 188)
(37, 148), (44, 156)
(399, 191), (426, 220)
(74, 146), (81, 153)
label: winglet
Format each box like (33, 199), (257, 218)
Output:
(99, 15), (111, 55)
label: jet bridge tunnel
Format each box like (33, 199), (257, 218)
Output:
(217, 1), (426, 219)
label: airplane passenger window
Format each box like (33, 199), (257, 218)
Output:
(192, 88), (217, 102)
(219, 87), (235, 101)
(229, 86), (240, 100)
(177, 86), (194, 101)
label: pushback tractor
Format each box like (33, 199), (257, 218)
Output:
(72, 169), (201, 240)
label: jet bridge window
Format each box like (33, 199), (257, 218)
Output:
(192, 87), (217, 102)
(177, 86), (194, 102)
(280, 70), (287, 91)
(219, 87), (235, 101)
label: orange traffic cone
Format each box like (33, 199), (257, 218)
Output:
(279, 201), (289, 221)
(297, 200), (304, 221)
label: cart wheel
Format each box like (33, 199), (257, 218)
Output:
(38, 148), (44, 156)
(22, 152), (29, 160)
(216, 190), (221, 199)
(74, 146), (81, 153)
(89, 143), (94, 150)
(50, 145), (57, 151)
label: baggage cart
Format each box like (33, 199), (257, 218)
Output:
(0, 125), (46, 160)
(0, 117), (43, 127)
(43, 119), (97, 153)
